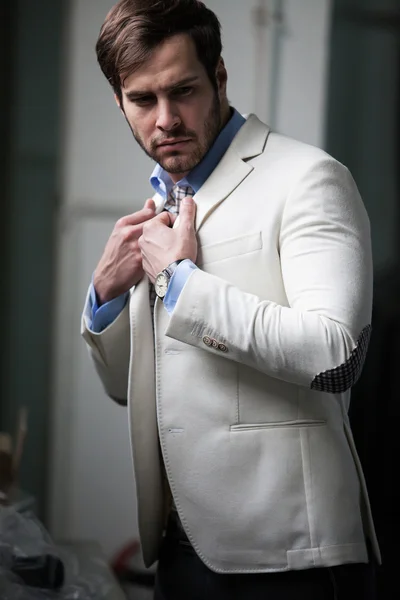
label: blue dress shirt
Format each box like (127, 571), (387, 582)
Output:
(89, 109), (245, 333)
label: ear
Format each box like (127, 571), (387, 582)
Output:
(114, 92), (125, 113)
(216, 57), (228, 100)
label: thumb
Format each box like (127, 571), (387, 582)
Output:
(179, 196), (196, 227)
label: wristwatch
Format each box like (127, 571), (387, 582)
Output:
(154, 259), (184, 300)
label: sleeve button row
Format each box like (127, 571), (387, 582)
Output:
(202, 336), (228, 353)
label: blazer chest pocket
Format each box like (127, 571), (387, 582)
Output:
(197, 231), (263, 266)
(230, 419), (327, 432)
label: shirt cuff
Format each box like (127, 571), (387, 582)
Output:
(163, 259), (198, 315)
(89, 282), (129, 333)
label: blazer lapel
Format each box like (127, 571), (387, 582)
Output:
(193, 153), (252, 232)
(128, 275), (165, 566)
(153, 192), (165, 215)
(194, 114), (270, 232)
(128, 274), (155, 433)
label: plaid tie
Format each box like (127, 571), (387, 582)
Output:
(164, 184), (195, 216)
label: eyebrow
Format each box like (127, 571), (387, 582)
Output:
(125, 76), (200, 100)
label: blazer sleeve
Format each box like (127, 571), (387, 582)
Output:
(81, 286), (131, 405)
(165, 158), (373, 393)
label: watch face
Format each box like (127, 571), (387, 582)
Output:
(155, 272), (169, 298)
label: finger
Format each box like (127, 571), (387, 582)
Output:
(118, 204), (155, 227)
(178, 197), (196, 228)
(126, 222), (145, 239)
(144, 198), (156, 211)
(152, 211), (173, 227)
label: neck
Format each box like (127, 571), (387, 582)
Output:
(220, 101), (232, 129)
(170, 172), (187, 184)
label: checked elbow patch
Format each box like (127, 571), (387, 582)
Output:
(311, 325), (371, 394)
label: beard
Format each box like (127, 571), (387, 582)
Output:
(128, 93), (222, 174)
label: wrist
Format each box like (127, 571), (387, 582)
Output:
(93, 276), (114, 306)
(154, 259), (185, 300)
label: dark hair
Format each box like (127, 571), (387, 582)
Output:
(96, 0), (223, 103)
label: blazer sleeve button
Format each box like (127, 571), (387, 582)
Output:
(203, 336), (213, 347)
(218, 343), (228, 353)
(212, 339), (219, 349)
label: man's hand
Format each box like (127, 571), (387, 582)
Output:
(93, 199), (156, 305)
(139, 196), (197, 283)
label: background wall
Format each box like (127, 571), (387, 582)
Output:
(326, 1), (400, 593)
(0, 0), (66, 520)
(326, 0), (400, 271)
(48, 0), (333, 561)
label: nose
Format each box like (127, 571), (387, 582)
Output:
(155, 99), (181, 132)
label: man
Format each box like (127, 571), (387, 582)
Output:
(82, 1), (380, 598)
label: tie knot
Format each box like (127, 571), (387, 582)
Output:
(165, 184), (195, 215)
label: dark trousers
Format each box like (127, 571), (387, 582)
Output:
(154, 515), (377, 600)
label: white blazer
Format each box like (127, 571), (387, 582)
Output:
(82, 115), (380, 574)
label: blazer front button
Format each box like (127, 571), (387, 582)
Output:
(218, 343), (228, 353)
(203, 336), (213, 347)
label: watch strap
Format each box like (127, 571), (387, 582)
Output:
(164, 259), (185, 278)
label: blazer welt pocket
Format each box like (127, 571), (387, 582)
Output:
(230, 419), (326, 432)
(197, 231), (262, 266)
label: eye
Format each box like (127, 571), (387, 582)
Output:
(132, 95), (155, 106)
(173, 86), (193, 97)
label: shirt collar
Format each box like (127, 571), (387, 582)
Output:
(149, 108), (245, 200)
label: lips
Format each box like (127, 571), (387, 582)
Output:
(158, 138), (191, 147)
(157, 139), (192, 152)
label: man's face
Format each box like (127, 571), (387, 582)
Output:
(118, 34), (227, 182)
